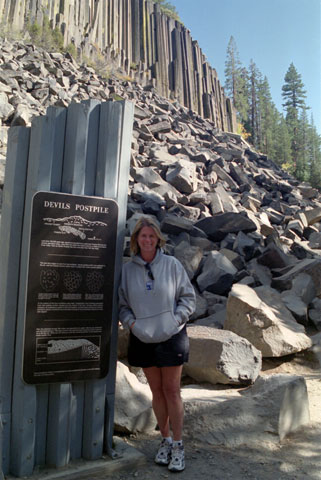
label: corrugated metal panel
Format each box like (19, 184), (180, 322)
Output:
(0, 100), (134, 476)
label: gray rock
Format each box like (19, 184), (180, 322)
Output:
(271, 258), (321, 296)
(304, 206), (321, 225)
(233, 231), (256, 261)
(160, 214), (194, 235)
(195, 212), (257, 242)
(196, 251), (237, 295)
(309, 298), (321, 331)
(225, 284), (312, 357)
(166, 161), (197, 194)
(131, 166), (167, 188)
(308, 231), (321, 248)
(280, 291), (308, 325)
(174, 241), (203, 280)
(183, 374), (310, 446)
(114, 362), (156, 433)
(229, 162), (250, 186)
(291, 272), (317, 305)
(185, 326), (262, 385)
(190, 288), (208, 321)
(208, 163), (238, 189)
(194, 309), (226, 329)
(209, 184), (239, 214)
(257, 243), (294, 269)
(219, 248), (245, 270)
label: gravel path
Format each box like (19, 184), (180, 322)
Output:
(112, 355), (321, 480)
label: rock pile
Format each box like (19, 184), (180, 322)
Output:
(1, 39), (320, 443)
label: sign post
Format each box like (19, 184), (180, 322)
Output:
(23, 191), (118, 384)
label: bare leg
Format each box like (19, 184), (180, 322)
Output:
(159, 366), (183, 441)
(143, 366), (170, 437)
(143, 365), (183, 441)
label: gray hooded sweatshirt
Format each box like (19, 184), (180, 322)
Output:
(118, 250), (196, 343)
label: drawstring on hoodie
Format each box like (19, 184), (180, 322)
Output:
(145, 262), (154, 280)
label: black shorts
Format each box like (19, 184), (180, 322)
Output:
(128, 325), (189, 368)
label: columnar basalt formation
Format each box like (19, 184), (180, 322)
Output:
(0, 0), (237, 131)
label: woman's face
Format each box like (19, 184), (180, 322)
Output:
(137, 226), (159, 259)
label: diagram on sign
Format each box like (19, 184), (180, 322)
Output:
(40, 269), (60, 291)
(43, 215), (108, 240)
(63, 270), (82, 292)
(39, 269), (105, 293)
(35, 338), (101, 364)
(86, 271), (105, 292)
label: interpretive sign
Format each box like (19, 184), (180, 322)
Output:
(23, 191), (118, 384)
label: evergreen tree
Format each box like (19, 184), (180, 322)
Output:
(282, 63), (308, 173)
(273, 114), (292, 170)
(223, 47), (321, 191)
(282, 63), (307, 110)
(224, 36), (241, 105)
(296, 109), (310, 181)
(257, 75), (274, 154)
(224, 36), (249, 124)
(307, 118), (321, 188)
(248, 60), (261, 146)
(237, 66), (250, 125)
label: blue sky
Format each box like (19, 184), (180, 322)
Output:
(172, 0), (321, 133)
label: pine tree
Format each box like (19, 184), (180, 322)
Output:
(257, 75), (274, 154)
(224, 36), (249, 125)
(273, 114), (292, 170)
(296, 109), (310, 181)
(223, 48), (320, 190)
(282, 63), (308, 174)
(307, 117), (321, 188)
(282, 63), (307, 111)
(248, 60), (261, 146)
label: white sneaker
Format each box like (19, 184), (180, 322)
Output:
(168, 444), (185, 472)
(154, 438), (172, 465)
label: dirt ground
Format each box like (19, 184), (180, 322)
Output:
(112, 350), (321, 480)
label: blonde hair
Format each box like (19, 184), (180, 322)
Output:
(130, 216), (166, 255)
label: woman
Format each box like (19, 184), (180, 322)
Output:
(119, 216), (195, 472)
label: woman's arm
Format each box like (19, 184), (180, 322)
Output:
(174, 259), (196, 325)
(118, 283), (136, 330)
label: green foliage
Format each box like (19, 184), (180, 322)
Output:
(153, 0), (181, 22)
(282, 63), (307, 111)
(27, 21), (41, 43)
(52, 27), (64, 51)
(26, 15), (64, 52)
(224, 38), (321, 189)
(308, 120), (321, 189)
(281, 63), (310, 179)
(224, 37), (249, 124)
(65, 42), (77, 58)
(82, 45), (112, 79)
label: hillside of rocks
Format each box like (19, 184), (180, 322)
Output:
(1, 39), (321, 384)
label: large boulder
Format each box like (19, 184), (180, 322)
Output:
(196, 250), (237, 295)
(114, 362), (156, 433)
(195, 212), (257, 242)
(271, 258), (321, 296)
(174, 241), (203, 280)
(183, 374), (310, 446)
(184, 325), (262, 385)
(225, 284), (312, 357)
(166, 160), (198, 194)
